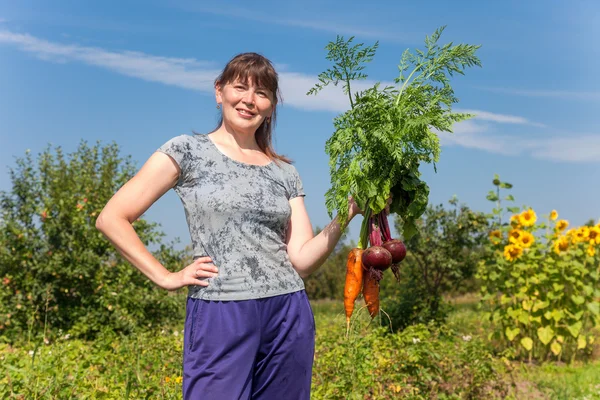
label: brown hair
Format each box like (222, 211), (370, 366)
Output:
(213, 52), (291, 164)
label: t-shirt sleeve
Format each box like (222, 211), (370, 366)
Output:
(156, 135), (193, 187)
(287, 165), (306, 200)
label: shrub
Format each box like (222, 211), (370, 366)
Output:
(0, 142), (187, 341)
(380, 197), (488, 331)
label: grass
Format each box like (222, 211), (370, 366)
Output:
(507, 361), (600, 400)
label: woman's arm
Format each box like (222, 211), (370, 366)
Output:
(95, 152), (218, 290)
(285, 196), (361, 278)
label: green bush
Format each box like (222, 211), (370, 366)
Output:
(380, 271), (452, 332)
(380, 198), (488, 331)
(0, 142), (187, 341)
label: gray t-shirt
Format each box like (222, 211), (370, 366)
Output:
(157, 133), (306, 301)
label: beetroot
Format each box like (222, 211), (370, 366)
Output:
(362, 246), (392, 271)
(383, 239), (406, 263)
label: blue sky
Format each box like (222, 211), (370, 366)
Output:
(1, 0), (599, 247)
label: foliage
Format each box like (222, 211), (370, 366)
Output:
(477, 174), (600, 363)
(313, 322), (507, 399)
(0, 327), (185, 399)
(380, 197), (489, 331)
(0, 142), (187, 341)
(3, 298), (598, 399)
(308, 27), (481, 239)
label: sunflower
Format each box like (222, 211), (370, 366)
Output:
(587, 245), (596, 257)
(489, 230), (502, 243)
(550, 210), (558, 221)
(519, 209), (537, 227)
(504, 244), (523, 262)
(587, 226), (600, 245)
(519, 231), (535, 248)
(508, 229), (523, 245)
(553, 236), (570, 255)
(510, 214), (521, 228)
(556, 220), (569, 232)
(573, 226), (590, 244)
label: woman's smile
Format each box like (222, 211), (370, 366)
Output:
(235, 107), (257, 119)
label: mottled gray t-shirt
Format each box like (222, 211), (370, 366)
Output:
(157, 133), (306, 301)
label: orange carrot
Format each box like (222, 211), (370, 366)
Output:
(362, 271), (380, 319)
(344, 248), (363, 333)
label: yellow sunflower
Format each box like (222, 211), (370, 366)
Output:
(489, 230), (502, 243)
(519, 209), (537, 227)
(587, 226), (600, 245)
(504, 244), (523, 262)
(508, 229), (523, 245)
(573, 226), (590, 244)
(519, 231), (535, 248)
(510, 214), (521, 228)
(550, 210), (558, 221)
(556, 220), (569, 232)
(587, 245), (596, 257)
(553, 236), (570, 255)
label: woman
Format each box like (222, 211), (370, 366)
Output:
(96, 52), (361, 399)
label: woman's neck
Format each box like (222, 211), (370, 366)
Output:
(211, 123), (261, 151)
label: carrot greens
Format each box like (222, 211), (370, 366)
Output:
(308, 26), (481, 241)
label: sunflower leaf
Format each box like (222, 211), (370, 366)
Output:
(520, 337), (533, 351)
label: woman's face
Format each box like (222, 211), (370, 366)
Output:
(216, 78), (274, 135)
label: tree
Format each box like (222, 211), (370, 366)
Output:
(0, 142), (186, 341)
(381, 197), (489, 331)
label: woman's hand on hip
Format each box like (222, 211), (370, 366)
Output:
(160, 257), (218, 290)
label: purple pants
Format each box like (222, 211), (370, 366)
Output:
(182, 290), (315, 399)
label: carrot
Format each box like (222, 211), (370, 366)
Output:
(362, 271), (379, 319)
(344, 248), (363, 334)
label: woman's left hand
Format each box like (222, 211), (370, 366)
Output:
(348, 194), (392, 219)
(348, 196), (363, 219)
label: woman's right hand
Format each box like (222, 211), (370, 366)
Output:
(160, 257), (219, 291)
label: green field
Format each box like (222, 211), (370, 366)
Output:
(2, 296), (600, 399)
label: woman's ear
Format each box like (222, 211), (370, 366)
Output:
(215, 84), (223, 104)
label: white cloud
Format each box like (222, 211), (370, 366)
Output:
(441, 120), (600, 162)
(0, 29), (376, 113)
(439, 121), (519, 156)
(476, 86), (600, 101)
(0, 31), (220, 91)
(528, 135), (600, 162)
(3, 29), (597, 163)
(455, 109), (545, 128)
(279, 72), (384, 112)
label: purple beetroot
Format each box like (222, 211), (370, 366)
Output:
(362, 246), (392, 271)
(382, 239), (406, 263)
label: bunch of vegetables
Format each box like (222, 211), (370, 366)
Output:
(308, 26), (481, 332)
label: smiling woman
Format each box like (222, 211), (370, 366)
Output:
(95, 52), (362, 400)
(211, 52), (289, 165)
